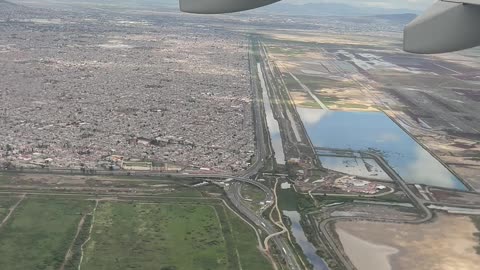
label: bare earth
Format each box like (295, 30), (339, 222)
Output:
(335, 213), (480, 270)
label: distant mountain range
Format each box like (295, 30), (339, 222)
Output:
(252, 2), (419, 16)
(0, 0), (35, 13)
(124, 1), (420, 16)
(0, 0), (17, 5)
(4, 0), (418, 19)
(372, 13), (418, 24)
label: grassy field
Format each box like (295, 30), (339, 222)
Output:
(240, 184), (268, 213)
(337, 103), (370, 109)
(226, 210), (273, 270)
(283, 73), (301, 90)
(472, 216), (480, 254)
(81, 202), (229, 270)
(0, 173), (12, 184)
(241, 183), (266, 202)
(0, 197), (93, 270)
(0, 193), (271, 270)
(299, 101), (324, 108)
(294, 74), (344, 90)
(0, 196), (20, 221)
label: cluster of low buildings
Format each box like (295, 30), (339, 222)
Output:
(0, 6), (255, 174)
(301, 174), (388, 195)
(331, 176), (387, 194)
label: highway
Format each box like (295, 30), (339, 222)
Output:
(218, 39), (302, 270)
(0, 42), (287, 270)
(9, 36), (476, 270)
(2, 34), (477, 270)
(314, 147), (433, 219)
(226, 178), (302, 270)
(311, 147), (433, 270)
(241, 79), (441, 269)
(241, 37), (269, 179)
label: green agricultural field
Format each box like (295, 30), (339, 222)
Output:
(0, 173), (12, 185)
(0, 195), (271, 270)
(240, 184), (268, 213)
(0, 196), (20, 221)
(241, 183), (266, 203)
(472, 216), (480, 254)
(0, 197), (93, 270)
(336, 103), (370, 109)
(226, 211), (273, 270)
(300, 101), (324, 109)
(294, 74), (352, 90)
(282, 73), (301, 90)
(81, 202), (230, 270)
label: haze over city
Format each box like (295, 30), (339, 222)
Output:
(0, 1), (479, 270)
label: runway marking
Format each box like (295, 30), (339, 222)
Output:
(288, 72), (329, 110)
(434, 63), (460, 75)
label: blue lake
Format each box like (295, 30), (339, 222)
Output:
(296, 108), (467, 190)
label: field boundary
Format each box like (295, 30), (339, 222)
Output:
(59, 213), (87, 270)
(78, 200), (98, 270)
(0, 194), (25, 229)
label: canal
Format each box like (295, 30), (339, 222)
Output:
(278, 182), (329, 270)
(258, 63), (285, 165)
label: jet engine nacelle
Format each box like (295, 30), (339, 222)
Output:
(404, 0), (480, 54)
(179, 0), (280, 14)
(178, 0), (480, 54)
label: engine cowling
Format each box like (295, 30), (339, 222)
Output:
(179, 0), (280, 14)
(404, 1), (480, 54)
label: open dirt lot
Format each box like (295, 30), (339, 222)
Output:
(335, 213), (480, 270)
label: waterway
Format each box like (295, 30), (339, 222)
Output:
(278, 184), (329, 270)
(283, 211), (329, 270)
(296, 108), (467, 190)
(257, 63), (285, 165)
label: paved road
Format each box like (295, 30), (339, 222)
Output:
(312, 147), (433, 270)
(220, 40), (302, 270)
(241, 38), (269, 179)
(226, 178), (302, 270)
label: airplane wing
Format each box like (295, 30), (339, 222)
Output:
(179, 0), (280, 14)
(404, 0), (480, 54)
(178, 0), (480, 54)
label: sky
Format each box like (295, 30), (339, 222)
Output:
(283, 0), (435, 10)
